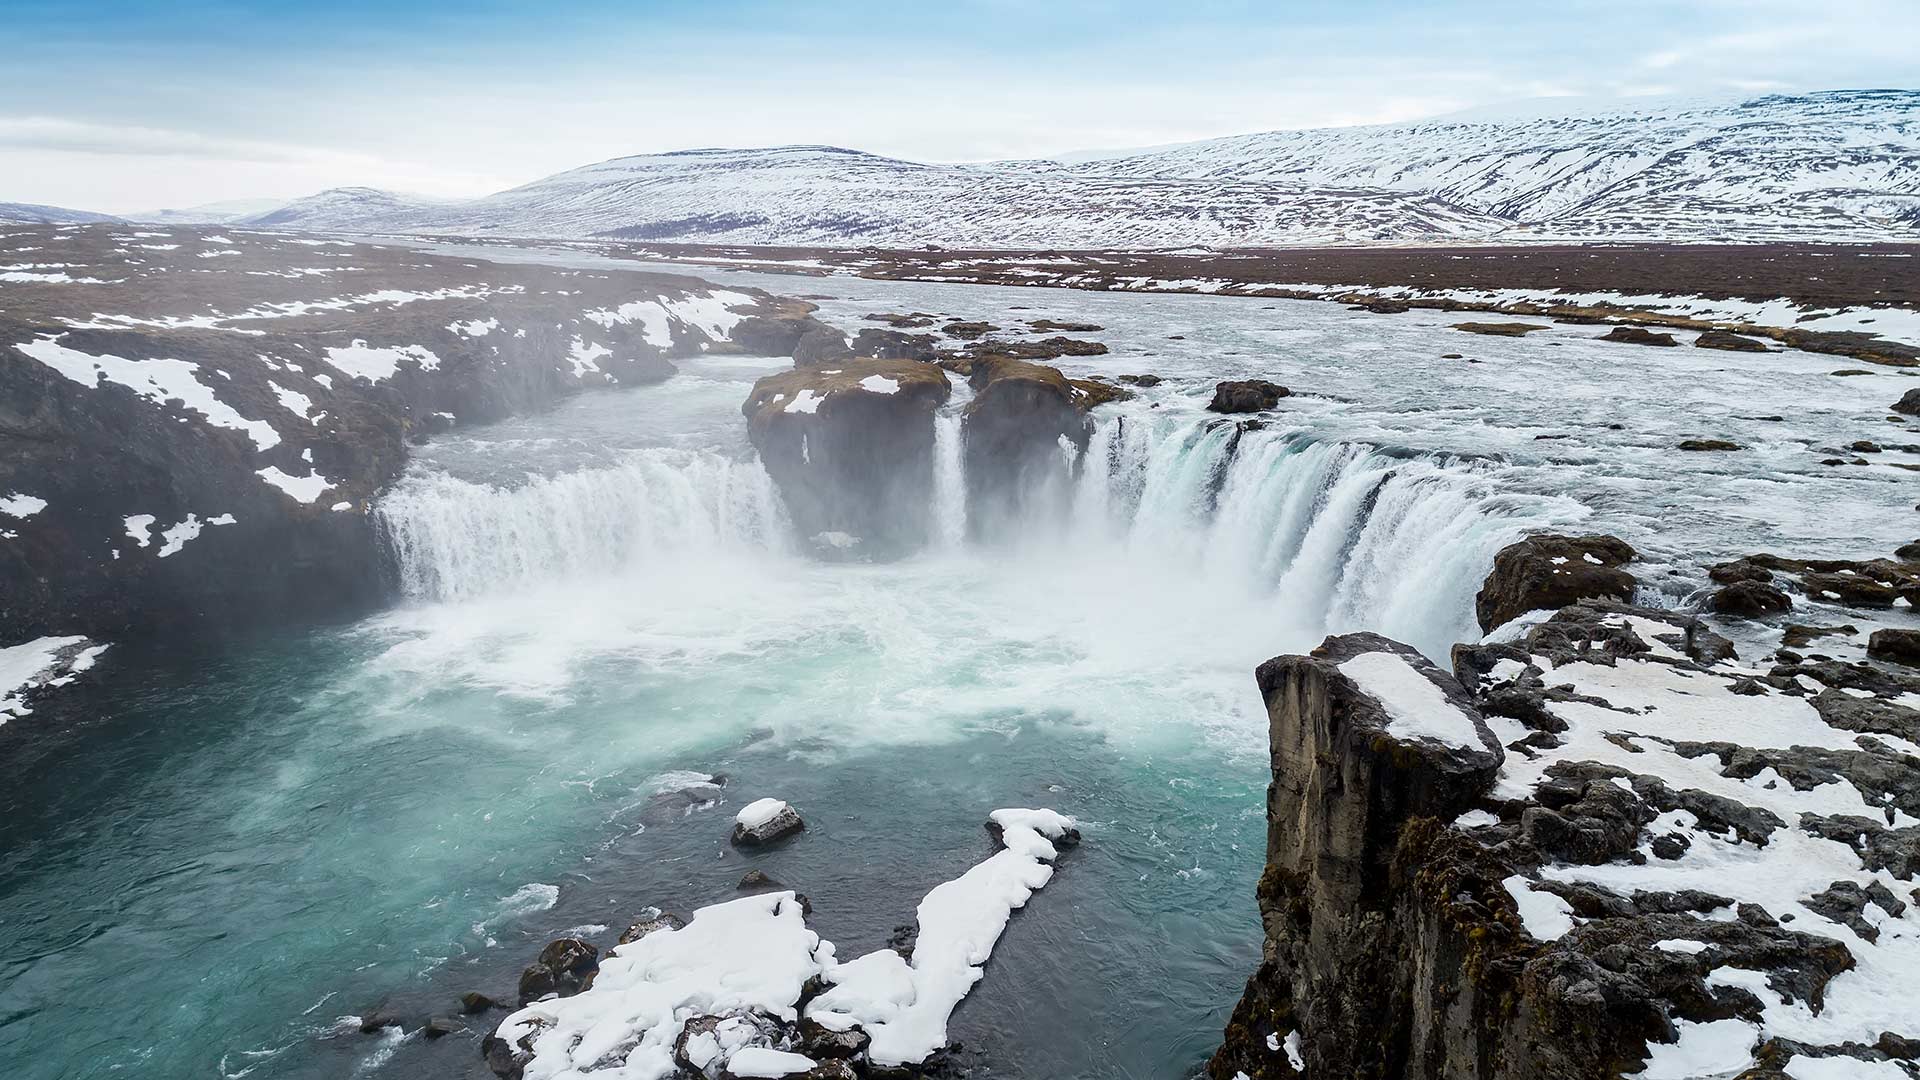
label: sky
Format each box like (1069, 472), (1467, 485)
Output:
(3, 0), (1918, 215)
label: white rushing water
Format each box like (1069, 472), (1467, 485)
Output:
(376, 409), (1567, 658)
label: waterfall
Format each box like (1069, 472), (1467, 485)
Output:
(376, 448), (788, 602)
(374, 408), (1580, 658)
(1060, 414), (1584, 657)
(931, 412), (967, 551)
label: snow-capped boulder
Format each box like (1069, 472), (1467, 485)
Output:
(730, 798), (806, 847)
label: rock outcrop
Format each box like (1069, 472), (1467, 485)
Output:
(1694, 330), (1770, 353)
(1895, 388), (1920, 416)
(960, 356), (1112, 540)
(1597, 326), (1678, 346)
(742, 358), (951, 558)
(0, 225), (824, 650)
(1473, 534), (1637, 632)
(1207, 380), (1291, 414)
(1711, 550), (1920, 611)
(1212, 601), (1920, 1080)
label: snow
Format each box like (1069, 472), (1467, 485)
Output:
(1502, 875), (1576, 941)
(1337, 650), (1484, 750)
(1, 635), (105, 723)
(725, 1048), (816, 1077)
(735, 798), (790, 830)
(0, 493), (47, 518)
(269, 381), (314, 420)
(858, 374), (901, 394)
(567, 336), (612, 377)
(449, 317), (498, 337)
(493, 891), (824, 1080)
(1651, 939), (1710, 955)
(255, 466), (332, 504)
(1629, 1018), (1758, 1079)
(155, 513), (234, 558)
(323, 340), (440, 382)
(1783, 1056), (1913, 1080)
(123, 514), (155, 547)
(17, 336), (281, 450)
(806, 807), (1076, 1067)
(584, 300), (674, 347)
(785, 389), (825, 415)
(1454, 809), (1499, 829)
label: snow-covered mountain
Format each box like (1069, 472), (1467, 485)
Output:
(235, 186), (449, 229)
(141, 90), (1920, 246)
(0, 202), (123, 225)
(1086, 90), (1920, 241)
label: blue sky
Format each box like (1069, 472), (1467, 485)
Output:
(4, 0), (1918, 213)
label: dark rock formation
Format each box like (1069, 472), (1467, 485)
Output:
(1206, 380), (1291, 414)
(1869, 628), (1920, 667)
(961, 356), (1113, 540)
(1474, 534), (1637, 631)
(1709, 579), (1792, 618)
(1027, 319), (1103, 333)
(1452, 322), (1549, 336)
(516, 937), (598, 1005)
(1715, 551), (1920, 611)
(1598, 326), (1679, 346)
(742, 359), (951, 557)
(793, 326), (854, 366)
(1677, 438), (1743, 451)
(1894, 388), (1920, 416)
(1695, 330), (1770, 352)
(1212, 602), (1914, 1080)
(850, 327), (940, 362)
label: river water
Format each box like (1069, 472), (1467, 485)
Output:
(3, 250), (1915, 1080)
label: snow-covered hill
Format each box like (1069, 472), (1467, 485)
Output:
(1087, 90), (1920, 242)
(236, 186), (448, 229)
(0, 202), (123, 225)
(195, 90), (1920, 246)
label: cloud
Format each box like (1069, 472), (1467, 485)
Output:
(0, 117), (336, 163)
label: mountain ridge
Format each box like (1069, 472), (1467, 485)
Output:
(39, 89), (1920, 247)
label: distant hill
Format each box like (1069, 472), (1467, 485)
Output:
(0, 202), (123, 225)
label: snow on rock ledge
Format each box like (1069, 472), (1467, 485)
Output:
(1211, 601), (1920, 1080)
(485, 808), (1077, 1080)
(0, 634), (107, 725)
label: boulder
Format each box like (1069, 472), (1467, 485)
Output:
(1869, 628), (1920, 667)
(1452, 322), (1548, 336)
(1781, 624), (1856, 649)
(1028, 319), (1103, 333)
(850, 327), (939, 362)
(1708, 579), (1792, 618)
(673, 1011), (796, 1080)
(516, 937), (599, 1005)
(1695, 330), (1770, 352)
(1474, 534), (1638, 632)
(423, 1017), (462, 1040)
(791, 326), (852, 366)
(1598, 326), (1678, 347)
(1205, 379), (1291, 414)
(731, 798), (805, 847)
(460, 991), (502, 1014)
(1677, 438), (1742, 451)
(618, 911), (686, 946)
(742, 359), (951, 557)
(1894, 388), (1920, 416)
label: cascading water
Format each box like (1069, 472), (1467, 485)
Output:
(376, 447), (789, 602)
(373, 408), (1581, 658)
(1061, 413), (1584, 657)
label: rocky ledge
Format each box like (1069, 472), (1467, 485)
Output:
(1210, 599), (1919, 1080)
(0, 224), (829, 655)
